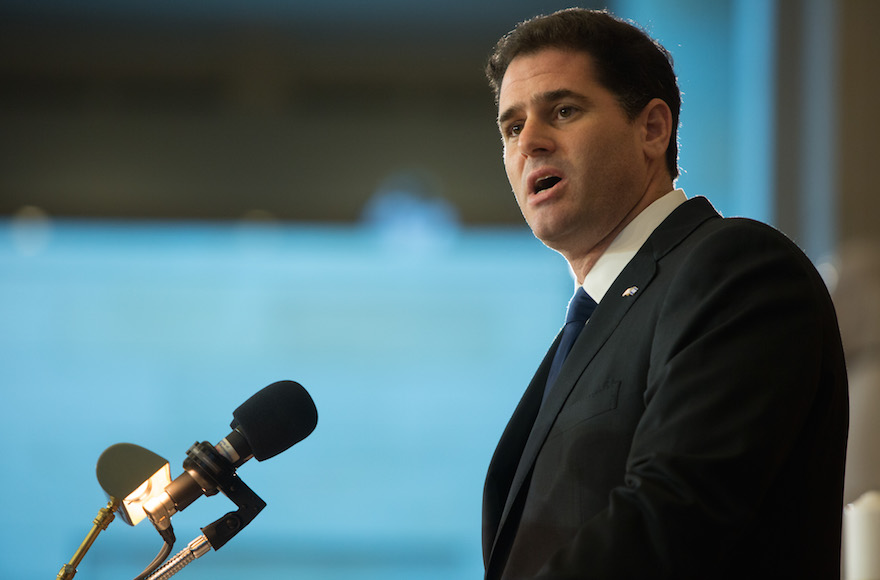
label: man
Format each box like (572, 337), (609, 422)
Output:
(481, 8), (848, 580)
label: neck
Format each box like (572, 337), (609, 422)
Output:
(565, 234), (616, 285)
(565, 178), (674, 284)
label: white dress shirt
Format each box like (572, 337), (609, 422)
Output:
(581, 189), (688, 303)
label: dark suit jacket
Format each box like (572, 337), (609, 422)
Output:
(483, 197), (849, 579)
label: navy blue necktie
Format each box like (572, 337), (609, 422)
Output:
(543, 287), (597, 403)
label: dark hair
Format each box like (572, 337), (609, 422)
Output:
(486, 8), (681, 179)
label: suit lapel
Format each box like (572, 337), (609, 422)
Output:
(485, 197), (720, 577)
(495, 250), (659, 536)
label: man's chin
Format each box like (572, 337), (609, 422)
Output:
(531, 227), (571, 253)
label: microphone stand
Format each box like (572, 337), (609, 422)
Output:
(145, 442), (267, 579)
(144, 535), (211, 579)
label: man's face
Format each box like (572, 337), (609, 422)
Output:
(497, 48), (649, 258)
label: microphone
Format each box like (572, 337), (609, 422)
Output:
(226, 378), (318, 463)
(144, 380), (317, 532)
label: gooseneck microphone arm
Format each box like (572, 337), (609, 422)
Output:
(145, 535), (212, 580)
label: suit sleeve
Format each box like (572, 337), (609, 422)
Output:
(535, 221), (847, 579)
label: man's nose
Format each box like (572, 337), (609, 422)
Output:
(517, 121), (555, 156)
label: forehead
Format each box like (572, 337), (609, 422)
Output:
(498, 48), (600, 110)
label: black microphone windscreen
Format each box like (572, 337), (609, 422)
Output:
(230, 380), (318, 461)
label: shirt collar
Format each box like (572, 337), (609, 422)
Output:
(581, 189), (687, 303)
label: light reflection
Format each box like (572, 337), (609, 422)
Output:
(9, 205), (52, 257)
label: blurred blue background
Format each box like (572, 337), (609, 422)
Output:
(0, 214), (570, 579)
(1, 0), (857, 578)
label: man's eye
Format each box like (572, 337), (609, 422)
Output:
(505, 124), (523, 137)
(558, 106), (574, 119)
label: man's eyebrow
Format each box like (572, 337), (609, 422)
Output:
(497, 106), (519, 129)
(497, 89), (591, 128)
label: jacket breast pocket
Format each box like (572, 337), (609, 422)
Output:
(554, 379), (621, 433)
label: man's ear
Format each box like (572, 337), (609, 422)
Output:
(641, 98), (673, 162)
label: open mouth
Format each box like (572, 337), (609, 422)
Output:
(534, 175), (562, 194)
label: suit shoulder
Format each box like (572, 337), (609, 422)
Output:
(649, 197), (800, 264)
(645, 197), (828, 296)
(691, 215), (811, 264)
(666, 213), (831, 301)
